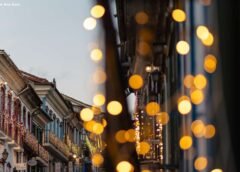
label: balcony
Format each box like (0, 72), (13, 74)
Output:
(0, 113), (23, 149)
(43, 130), (70, 162)
(23, 130), (49, 166)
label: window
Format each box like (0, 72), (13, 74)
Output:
(0, 85), (5, 112)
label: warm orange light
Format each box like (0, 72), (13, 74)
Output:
(194, 74), (207, 89)
(202, 33), (214, 46)
(190, 89), (205, 105)
(138, 41), (151, 56)
(135, 11), (149, 25)
(179, 136), (192, 150)
(194, 157), (208, 171)
(176, 41), (190, 55)
(102, 118), (107, 127)
(91, 5), (105, 18)
(156, 112), (169, 125)
(204, 54), (217, 73)
(136, 141), (151, 155)
(83, 17), (97, 30)
(172, 9), (186, 22)
(178, 96), (192, 115)
(84, 120), (96, 132)
(115, 130), (127, 143)
(129, 74), (144, 90)
(92, 68), (107, 84)
(142, 170), (151, 172)
(92, 153), (104, 167)
(146, 102), (160, 116)
(191, 120), (205, 138)
(90, 49), (103, 62)
(196, 25), (209, 40)
(211, 169), (223, 172)
(93, 123), (104, 135)
(80, 108), (94, 121)
(124, 129), (136, 142)
(204, 124), (216, 139)
(91, 106), (101, 115)
(184, 74), (194, 89)
(93, 93), (105, 107)
(116, 161), (134, 172)
(107, 101), (122, 115)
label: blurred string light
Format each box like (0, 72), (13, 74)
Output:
(124, 129), (136, 142)
(102, 118), (107, 127)
(190, 89), (205, 105)
(194, 74), (207, 89)
(156, 112), (169, 125)
(83, 17), (97, 30)
(191, 120), (206, 138)
(93, 93), (105, 106)
(142, 170), (151, 172)
(138, 41), (151, 56)
(179, 135), (193, 150)
(80, 108), (94, 121)
(90, 5), (105, 18)
(184, 74), (194, 88)
(135, 11), (149, 25)
(92, 68), (107, 84)
(90, 48), (103, 62)
(107, 101), (122, 115)
(92, 122), (104, 135)
(136, 141), (151, 155)
(172, 9), (186, 22)
(204, 54), (217, 73)
(211, 169), (223, 172)
(128, 74), (144, 90)
(196, 25), (210, 40)
(204, 124), (216, 139)
(84, 120), (96, 132)
(176, 41), (190, 55)
(116, 161), (134, 172)
(145, 102), (160, 116)
(201, 33), (214, 46)
(92, 153), (104, 167)
(115, 130), (127, 143)
(178, 96), (192, 115)
(194, 157), (208, 171)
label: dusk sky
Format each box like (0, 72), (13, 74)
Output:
(0, 0), (106, 104)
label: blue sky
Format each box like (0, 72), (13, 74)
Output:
(0, 0), (105, 104)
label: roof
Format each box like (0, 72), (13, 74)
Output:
(20, 70), (50, 84)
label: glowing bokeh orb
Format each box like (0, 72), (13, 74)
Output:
(136, 141), (150, 155)
(194, 157), (208, 171)
(196, 25), (209, 40)
(179, 136), (193, 150)
(145, 102), (160, 116)
(202, 33), (214, 46)
(84, 120), (96, 132)
(178, 96), (192, 115)
(90, 49), (103, 62)
(204, 124), (216, 139)
(107, 101), (122, 115)
(156, 112), (170, 125)
(124, 129), (136, 142)
(92, 68), (107, 84)
(194, 74), (207, 89)
(115, 130), (127, 143)
(191, 120), (205, 138)
(102, 118), (107, 127)
(93, 123), (104, 135)
(184, 74), (194, 89)
(176, 41), (190, 55)
(91, 5), (105, 18)
(83, 17), (97, 30)
(172, 9), (186, 22)
(211, 169), (223, 172)
(92, 153), (104, 167)
(80, 108), (94, 121)
(128, 74), (144, 90)
(190, 89), (205, 105)
(116, 161), (134, 172)
(93, 93), (106, 107)
(204, 54), (217, 73)
(135, 11), (149, 25)
(138, 41), (151, 56)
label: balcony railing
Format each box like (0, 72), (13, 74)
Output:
(0, 112), (23, 146)
(23, 130), (49, 162)
(44, 130), (70, 158)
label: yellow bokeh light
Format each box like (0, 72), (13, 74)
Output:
(211, 169), (223, 172)
(92, 68), (107, 84)
(194, 157), (208, 171)
(102, 118), (107, 127)
(176, 41), (190, 55)
(124, 129), (136, 142)
(84, 120), (96, 132)
(179, 136), (192, 150)
(93, 93), (105, 107)
(136, 141), (151, 155)
(194, 74), (207, 89)
(135, 11), (149, 25)
(190, 89), (205, 105)
(184, 74), (194, 89)
(80, 108), (94, 122)
(83, 17), (97, 30)
(191, 120), (205, 138)
(172, 9), (186, 22)
(115, 130), (127, 143)
(92, 106), (101, 115)
(93, 122), (104, 135)
(202, 33), (214, 46)
(129, 74), (144, 90)
(204, 124), (216, 139)
(146, 102), (160, 116)
(196, 25), (209, 40)
(138, 41), (151, 56)
(156, 112), (169, 125)
(92, 153), (104, 167)
(142, 170), (151, 172)
(107, 101), (122, 115)
(116, 161), (134, 172)
(91, 5), (105, 18)
(90, 49), (103, 62)
(204, 54), (217, 73)
(178, 96), (192, 115)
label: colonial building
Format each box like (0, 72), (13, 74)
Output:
(0, 50), (91, 172)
